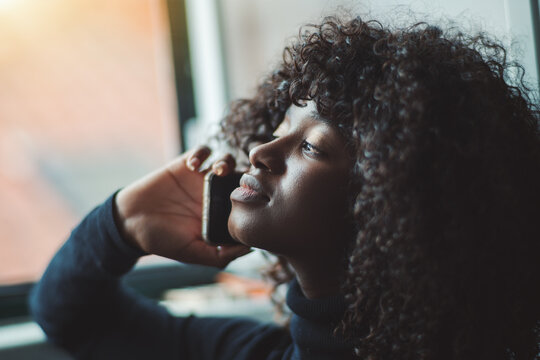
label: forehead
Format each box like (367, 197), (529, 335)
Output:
(282, 101), (349, 148)
(284, 101), (330, 126)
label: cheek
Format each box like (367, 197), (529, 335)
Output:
(274, 169), (349, 242)
(228, 166), (350, 255)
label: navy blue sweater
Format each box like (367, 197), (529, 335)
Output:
(29, 194), (352, 359)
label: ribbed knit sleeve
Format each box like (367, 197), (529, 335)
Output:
(28, 193), (183, 359)
(28, 193), (292, 360)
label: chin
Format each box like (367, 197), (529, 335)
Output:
(227, 207), (246, 242)
(227, 209), (278, 252)
(228, 210), (257, 247)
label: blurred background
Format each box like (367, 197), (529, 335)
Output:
(0, 0), (178, 287)
(0, 0), (538, 357)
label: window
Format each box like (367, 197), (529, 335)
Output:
(0, 0), (182, 312)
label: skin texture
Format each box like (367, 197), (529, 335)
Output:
(228, 101), (352, 298)
(115, 102), (352, 298)
(115, 148), (250, 268)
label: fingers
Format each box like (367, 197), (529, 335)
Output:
(187, 146), (211, 171)
(186, 147), (236, 176)
(212, 153), (236, 176)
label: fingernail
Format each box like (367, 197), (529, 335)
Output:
(213, 161), (226, 175)
(187, 157), (200, 171)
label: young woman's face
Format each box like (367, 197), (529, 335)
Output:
(228, 101), (352, 260)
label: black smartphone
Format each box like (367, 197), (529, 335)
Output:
(202, 171), (243, 245)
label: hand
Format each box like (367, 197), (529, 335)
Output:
(114, 147), (250, 268)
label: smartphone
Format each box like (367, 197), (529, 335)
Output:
(202, 171), (243, 245)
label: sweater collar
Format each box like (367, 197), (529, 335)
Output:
(286, 277), (353, 359)
(286, 277), (346, 323)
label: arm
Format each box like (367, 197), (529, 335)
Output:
(29, 194), (185, 358)
(29, 149), (265, 359)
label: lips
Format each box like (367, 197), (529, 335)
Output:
(230, 174), (270, 203)
(240, 174), (267, 194)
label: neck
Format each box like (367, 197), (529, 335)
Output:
(286, 256), (343, 299)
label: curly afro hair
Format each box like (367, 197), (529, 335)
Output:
(220, 15), (540, 359)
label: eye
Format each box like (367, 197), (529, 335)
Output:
(301, 140), (324, 157)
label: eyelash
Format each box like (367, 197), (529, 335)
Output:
(301, 140), (323, 157)
(270, 135), (324, 157)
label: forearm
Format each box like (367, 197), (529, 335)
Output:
(28, 148), (255, 358)
(29, 193), (148, 351)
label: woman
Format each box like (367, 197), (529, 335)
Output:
(30, 15), (540, 359)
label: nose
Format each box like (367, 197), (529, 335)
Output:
(248, 140), (285, 174)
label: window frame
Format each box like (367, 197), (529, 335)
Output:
(0, 0), (200, 321)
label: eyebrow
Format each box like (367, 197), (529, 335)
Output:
(310, 109), (325, 123)
(283, 106), (345, 153)
(310, 110), (350, 152)
(284, 105), (333, 127)
(310, 109), (336, 129)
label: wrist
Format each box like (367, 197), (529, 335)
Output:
(113, 190), (144, 252)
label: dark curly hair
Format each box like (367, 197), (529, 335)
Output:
(219, 15), (540, 359)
